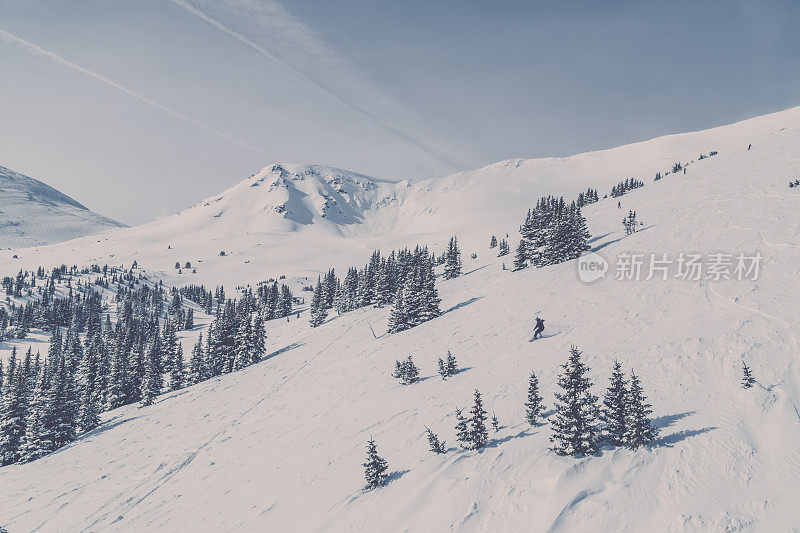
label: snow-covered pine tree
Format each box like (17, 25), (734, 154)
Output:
(446, 351), (458, 376)
(490, 235), (498, 248)
(387, 287), (410, 334)
(0, 350), (27, 465)
(20, 365), (49, 463)
(513, 240), (528, 271)
(454, 408), (470, 449)
(498, 239), (510, 256)
(424, 426), (446, 454)
(184, 308), (194, 330)
(187, 333), (205, 385)
(524, 370), (545, 426)
(468, 389), (489, 449)
(309, 279), (328, 328)
(444, 236), (462, 279)
(623, 371), (659, 449)
(140, 343), (163, 407)
(392, 359), (404, 380)
(362, 437), (390, 489)
(623, 210), (637, 235)
(401, 356), (420, 385)
(77, 376), (100, 434)
(491, 412), (499, 432)
(233, 315), (254, 370)
(741, 361), (755, 389)
(170, 344), (184, 391)
(550, 346), (600, 456)
(600, 361), (628, 446)
(42, 351), (78, 451)
(437, 357), (448, 380)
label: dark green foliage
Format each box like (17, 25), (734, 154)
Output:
(550, 346), (600, 457)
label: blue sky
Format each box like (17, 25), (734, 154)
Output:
(1, 0), (799, 224)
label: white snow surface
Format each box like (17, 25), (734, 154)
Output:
(0, 166), (124, 248)
(1, 106), (800, 531)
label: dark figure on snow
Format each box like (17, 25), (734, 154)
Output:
(618, 201), (621, 209)
(533, 317), (545, 340)
(683, 167), (686, 175)
(748, 144), (752, 150)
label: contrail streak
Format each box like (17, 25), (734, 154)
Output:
(167, 0), (468, 171)
(0, 27), (277, 159)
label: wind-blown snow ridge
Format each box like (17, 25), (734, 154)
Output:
(0, 165), (124, 248)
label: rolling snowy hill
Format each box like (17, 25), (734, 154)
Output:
(0, 165), (124, 248)
(1, 107), (800, 531)
(4, 106), (799, 289)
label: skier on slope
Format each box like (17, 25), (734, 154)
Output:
(533, 317), (545, 340)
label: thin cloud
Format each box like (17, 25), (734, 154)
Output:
(0, 27), (277, 160)
(167, 0), (470, 171)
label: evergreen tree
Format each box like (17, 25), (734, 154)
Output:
(392, 359), (404, 380)
(77, 374), (100, 434)
(524, 370), (545, 426)
(252, 313), (266, 364)
(623, 371), (659, 449)
(437, 357), (447, 380)
(600, 361), (628, 446)
(498, 239), (510, 256)
(0, 350), (27, 465)
(550, 346), (600, 456)
(489, 235), (498, 248)
(140, 342), (163, 407)
(170, 344), (184, 391)
(741, 361), (755, 389)
(623, 210), (638, 235)
(20, 366), (49, 463)
(309, 279), (328, 328)
(491, 412), (499, 432)
(424, 426), (446, 454)
(401, 356), (420, 385)
(43, 352), (78, 450)
(187, 334), (205, 385)
(446, 351), (458, 376)
(444, 236), (462, 279)
(454, 408), (470, 449)
(468, 389), (489, 449)
(513, 240), (528, 271)
(387, 287), (410, 334)
(362, 437), (390, 489)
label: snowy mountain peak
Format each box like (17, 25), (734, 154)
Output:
(0, 165), (124, 248)
(186, 163), (388, 230)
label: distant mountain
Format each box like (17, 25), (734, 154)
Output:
(0, 166), (125, 248)
(2, 105), (798, 286)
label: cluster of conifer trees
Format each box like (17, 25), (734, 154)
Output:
(610, 178), (645, 198)
(0, 266), (274, 466)
(576, 187), (600, 207)
(514, 196), (591, 271)
(307, 244), (443, 333)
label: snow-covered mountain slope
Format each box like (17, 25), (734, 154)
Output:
(0, 165), (124, 248)
(1, 107), (800, 531)
(4, 107), (798, 289)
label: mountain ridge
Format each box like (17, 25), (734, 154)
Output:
(0, 165), (125, 248)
